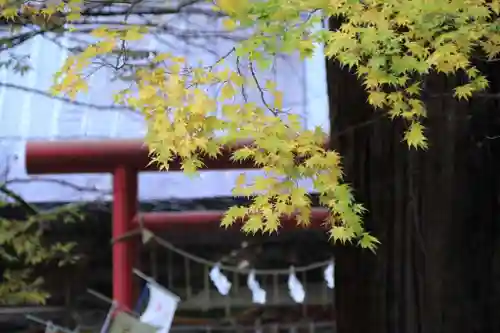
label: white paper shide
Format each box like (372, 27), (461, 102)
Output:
(247, 270), (266, 304)
(287, 268), (305, 303)
(209, 264), (232, 296)
(140, 283), (180, 333)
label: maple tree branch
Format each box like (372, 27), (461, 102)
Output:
(0, 82), (135, 112)
(0, 0), (223, 27)
(0, 183), (38, 214)
(5, 177), (111, 194)
(0, 28), (45, 51)
(80, 0), (219, 17)
(249, 61), (280, 116)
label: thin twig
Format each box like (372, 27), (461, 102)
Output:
(236, 56), (248, 102)
(5, 177), (111, 194)
(0, 183), (38, 214)
(0, 82), (135, 112)
(249, 61), (278, 116)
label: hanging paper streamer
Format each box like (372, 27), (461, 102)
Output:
(209, 264), (232, 295)
(287, 267), (305, 303)
(247, 270), (266, 304)
(99, 301), (117, 333)
(324, 260), (335, 289)
(45, 322), (58, 333)
(140, 282), (180, 333)
(26, 315), (77, 333)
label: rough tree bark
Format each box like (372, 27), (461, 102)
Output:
(326, 18), (500, 333)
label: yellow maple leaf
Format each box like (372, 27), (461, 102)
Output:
(220, 82), (236, 101)
(403, 122), (428, 149)
(216, 0), (248, 15)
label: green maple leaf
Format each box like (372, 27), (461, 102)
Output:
(403, 122), (428, 149)
(329, 226), (352, 244)
(358, 232), (380, 253)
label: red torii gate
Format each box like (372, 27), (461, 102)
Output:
(25, 139), (329, 309)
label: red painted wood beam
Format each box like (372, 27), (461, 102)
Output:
(25, 138), (330, 175)
(133, 208), (330, 231)
(25, 139), (257, 174)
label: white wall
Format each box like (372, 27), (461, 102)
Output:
(0, 12), (329, 202)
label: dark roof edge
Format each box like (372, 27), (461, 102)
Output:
(25, 194), (322, 212)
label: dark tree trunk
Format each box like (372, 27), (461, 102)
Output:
(326, 19), (500, 333)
